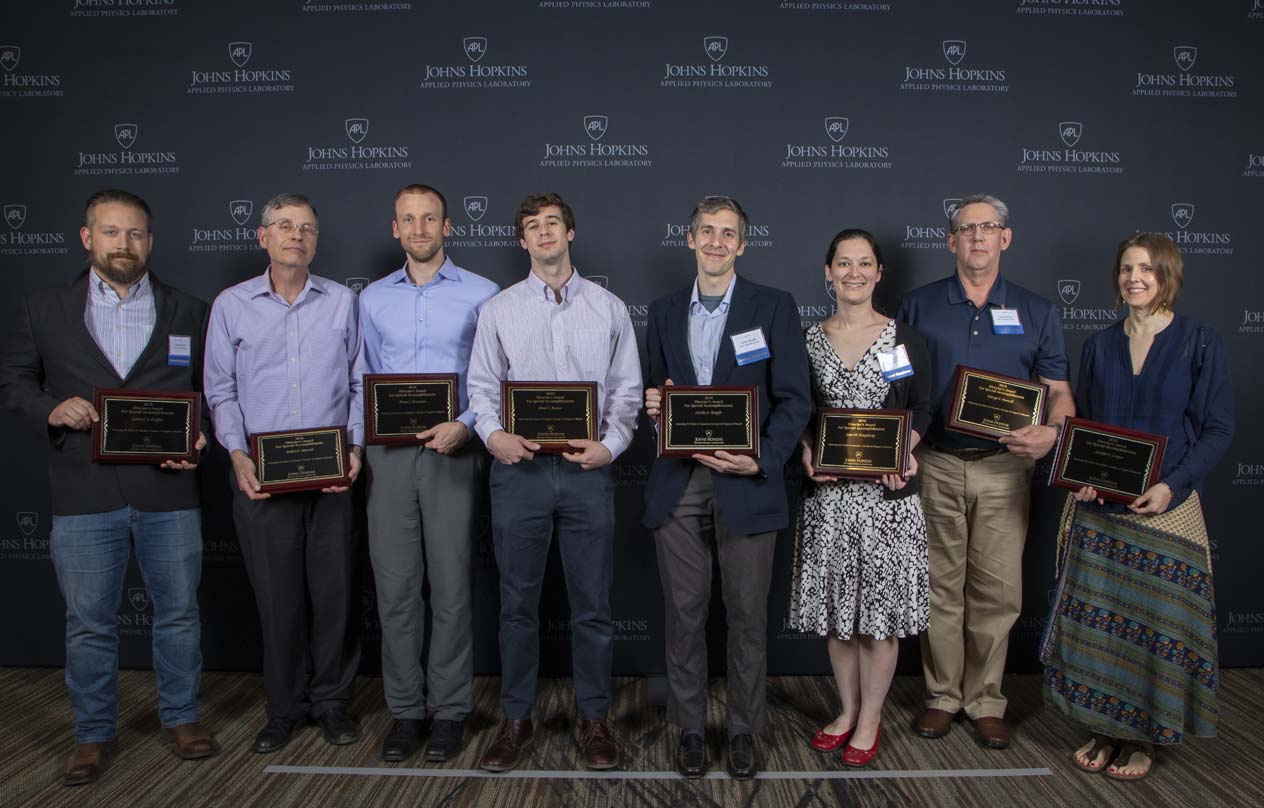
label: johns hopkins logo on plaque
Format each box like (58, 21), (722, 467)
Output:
(541, 116), (652, 168)
(304, 0), (413, 14)
(420, 36), (530, 89)
(448, 195), (519, 249)
(781, 115), (892, 170)
(188, 198), (262, 253)
(900, 39), (1008, 93)
(898, 198), (958, 251)
(75, 123), (181, 177)
(1016, 0), (1124, 16)
(1134, 44), (1236, 98)
(189, 41), (294, 95)
(0, 203), (69, 256)
(1057, 279), (1118, 332)
(1017, 121), (1123, 175)
(1157, 201), (1232, 256)
(0, 44), (64, 98)
(71, 0), (181, 18)
(661, 35), (772, 88)
(304, 117), (411, 171)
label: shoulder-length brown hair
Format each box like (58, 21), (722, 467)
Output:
(1113, 232), (1183, 313)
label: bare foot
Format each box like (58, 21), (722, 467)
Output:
(1106, 743), (1154, 781)
(1072, 735), (1116, 772)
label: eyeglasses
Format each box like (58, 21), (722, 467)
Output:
(951, 221), (1006, 236)
(264, 220), (319, 237)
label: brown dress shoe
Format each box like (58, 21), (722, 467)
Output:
(63, 739), (119, 787)
(161, 722), (219, 760)
(972, 716), (1010, 749)
(579, 719), (620, 770)
(480, 719), (534, 772)
(915, 708), (955, 739)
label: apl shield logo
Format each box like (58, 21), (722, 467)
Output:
(1058, 121), (1083, 148)
(346, 277), (370, 295)
(228, 41), (252, 68)
(1171, 202), (1195, 229)
(4, 204), (26, 231)
(1173, 45), (1198, 72)
(942, 198), (962, 221)
(0, 45), (18, 72)
(704, 36), (728, 62)
(345, 118), (369, 144)
(228, 199), (253, 226)
(16, 512), (38, 536)
(943, 40), (967, 66)
(464, 196), (488, 222)
(587, 275), (609, 289)
(824, 117), (849, 143)
(1057, 279), (1081, 305)
(824, 278), (836, 300)
(128, 588), (150, 612)
(464, 37), (487, 63)
(114, 123), (138, 150)
(584, 115), (608, 141)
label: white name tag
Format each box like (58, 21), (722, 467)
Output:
(731, 327), (770, 365)
(991, 308), (1024, 335)
(878, 344), (914, 382)
(168, 334), (192, 367)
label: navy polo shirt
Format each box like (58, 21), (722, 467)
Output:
(896, 272), (1069, 450)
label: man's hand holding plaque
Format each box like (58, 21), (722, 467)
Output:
(945, 366), (1049, 441)
(245, 426), (354, 495)
(500, 381), (598, 455)
(90, 388), (201, 466)
(652, 381), (760, 474)
(364, 373), (459, 446)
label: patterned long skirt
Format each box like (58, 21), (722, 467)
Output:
(1039, 492), (1219, 745)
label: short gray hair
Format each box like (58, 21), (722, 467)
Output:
(950, 193), (1009, 229)
(261, 192), (318, 226)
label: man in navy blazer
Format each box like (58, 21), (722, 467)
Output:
(643, 195), (811, 779)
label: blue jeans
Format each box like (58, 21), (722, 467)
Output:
(51, 506), (203, 743)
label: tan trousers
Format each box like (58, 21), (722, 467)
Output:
(916, 445), (1034, 719)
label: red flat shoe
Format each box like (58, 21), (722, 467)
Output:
(842, 728), (881, 767)
(809, 726), (853, 752)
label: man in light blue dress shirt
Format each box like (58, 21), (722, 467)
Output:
(354, 185), (498, 763)
(203, 192), (365, 755)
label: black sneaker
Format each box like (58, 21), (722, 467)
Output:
(381, 718), (424, 762)
(425, 719), (465, 762)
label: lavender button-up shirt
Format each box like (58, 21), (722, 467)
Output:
(353, 258), (499, 432)
(204, 268), (364, 455)
(84, 270), (156, 380)
(467, 270), (641, 461)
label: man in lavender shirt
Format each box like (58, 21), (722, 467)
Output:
(354, 184), (498, 763)
(467, 192), (641, 772)
(203, 192), (365, 754)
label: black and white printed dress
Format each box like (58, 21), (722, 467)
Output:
(788, 321), (930, 640)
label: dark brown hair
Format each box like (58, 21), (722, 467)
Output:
(515, 192), (574, 236)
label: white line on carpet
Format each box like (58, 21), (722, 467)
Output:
(265, 765), (1054, 781)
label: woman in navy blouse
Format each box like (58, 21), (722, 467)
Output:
(1040, 233), (1233, 782)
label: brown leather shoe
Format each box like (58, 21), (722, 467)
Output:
(579, 719), (620, 770)
(972, 716), (1010, 749)
(160, 722), (219, 760)
(914, 708), (955, 739)
(480, 719), (534, 772)
(63, 739), (119, 787)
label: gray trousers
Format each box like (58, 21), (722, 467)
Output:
(365, 442), (483, 721)
(653, 466), (777, 736)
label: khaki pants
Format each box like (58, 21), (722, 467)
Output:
(916, 445), (1033, 719)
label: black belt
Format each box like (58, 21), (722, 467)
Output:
(923, 439), (1007, 462)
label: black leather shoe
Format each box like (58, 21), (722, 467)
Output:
(726, 734), (757, 779)
(318, 707), (361, 746)
(426, 719), (465, 762)
(381, 718), (424, 762)
(676, 730), (707, 778)
(252, 717), (298, 754)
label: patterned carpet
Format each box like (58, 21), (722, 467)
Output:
(1, 667), (1260, 807)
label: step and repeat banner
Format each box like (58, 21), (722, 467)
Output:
(2, 1), (1262, 678)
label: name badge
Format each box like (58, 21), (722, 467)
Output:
(878, 345), (914, 382)
(991, 308), (1024, 335)
(731, 328), (770, 366)
(168, 335), (192, 367)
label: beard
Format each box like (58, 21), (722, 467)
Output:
(92, 251), (148, 286)
(403, 239), (443, 264)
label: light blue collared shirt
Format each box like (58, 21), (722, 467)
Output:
(354, 257), (500, 431)
(84, 270), (156, 379)
(687, 276), (735, 386)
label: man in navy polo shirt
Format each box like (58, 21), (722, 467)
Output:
(896, 194), (1073, 750)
